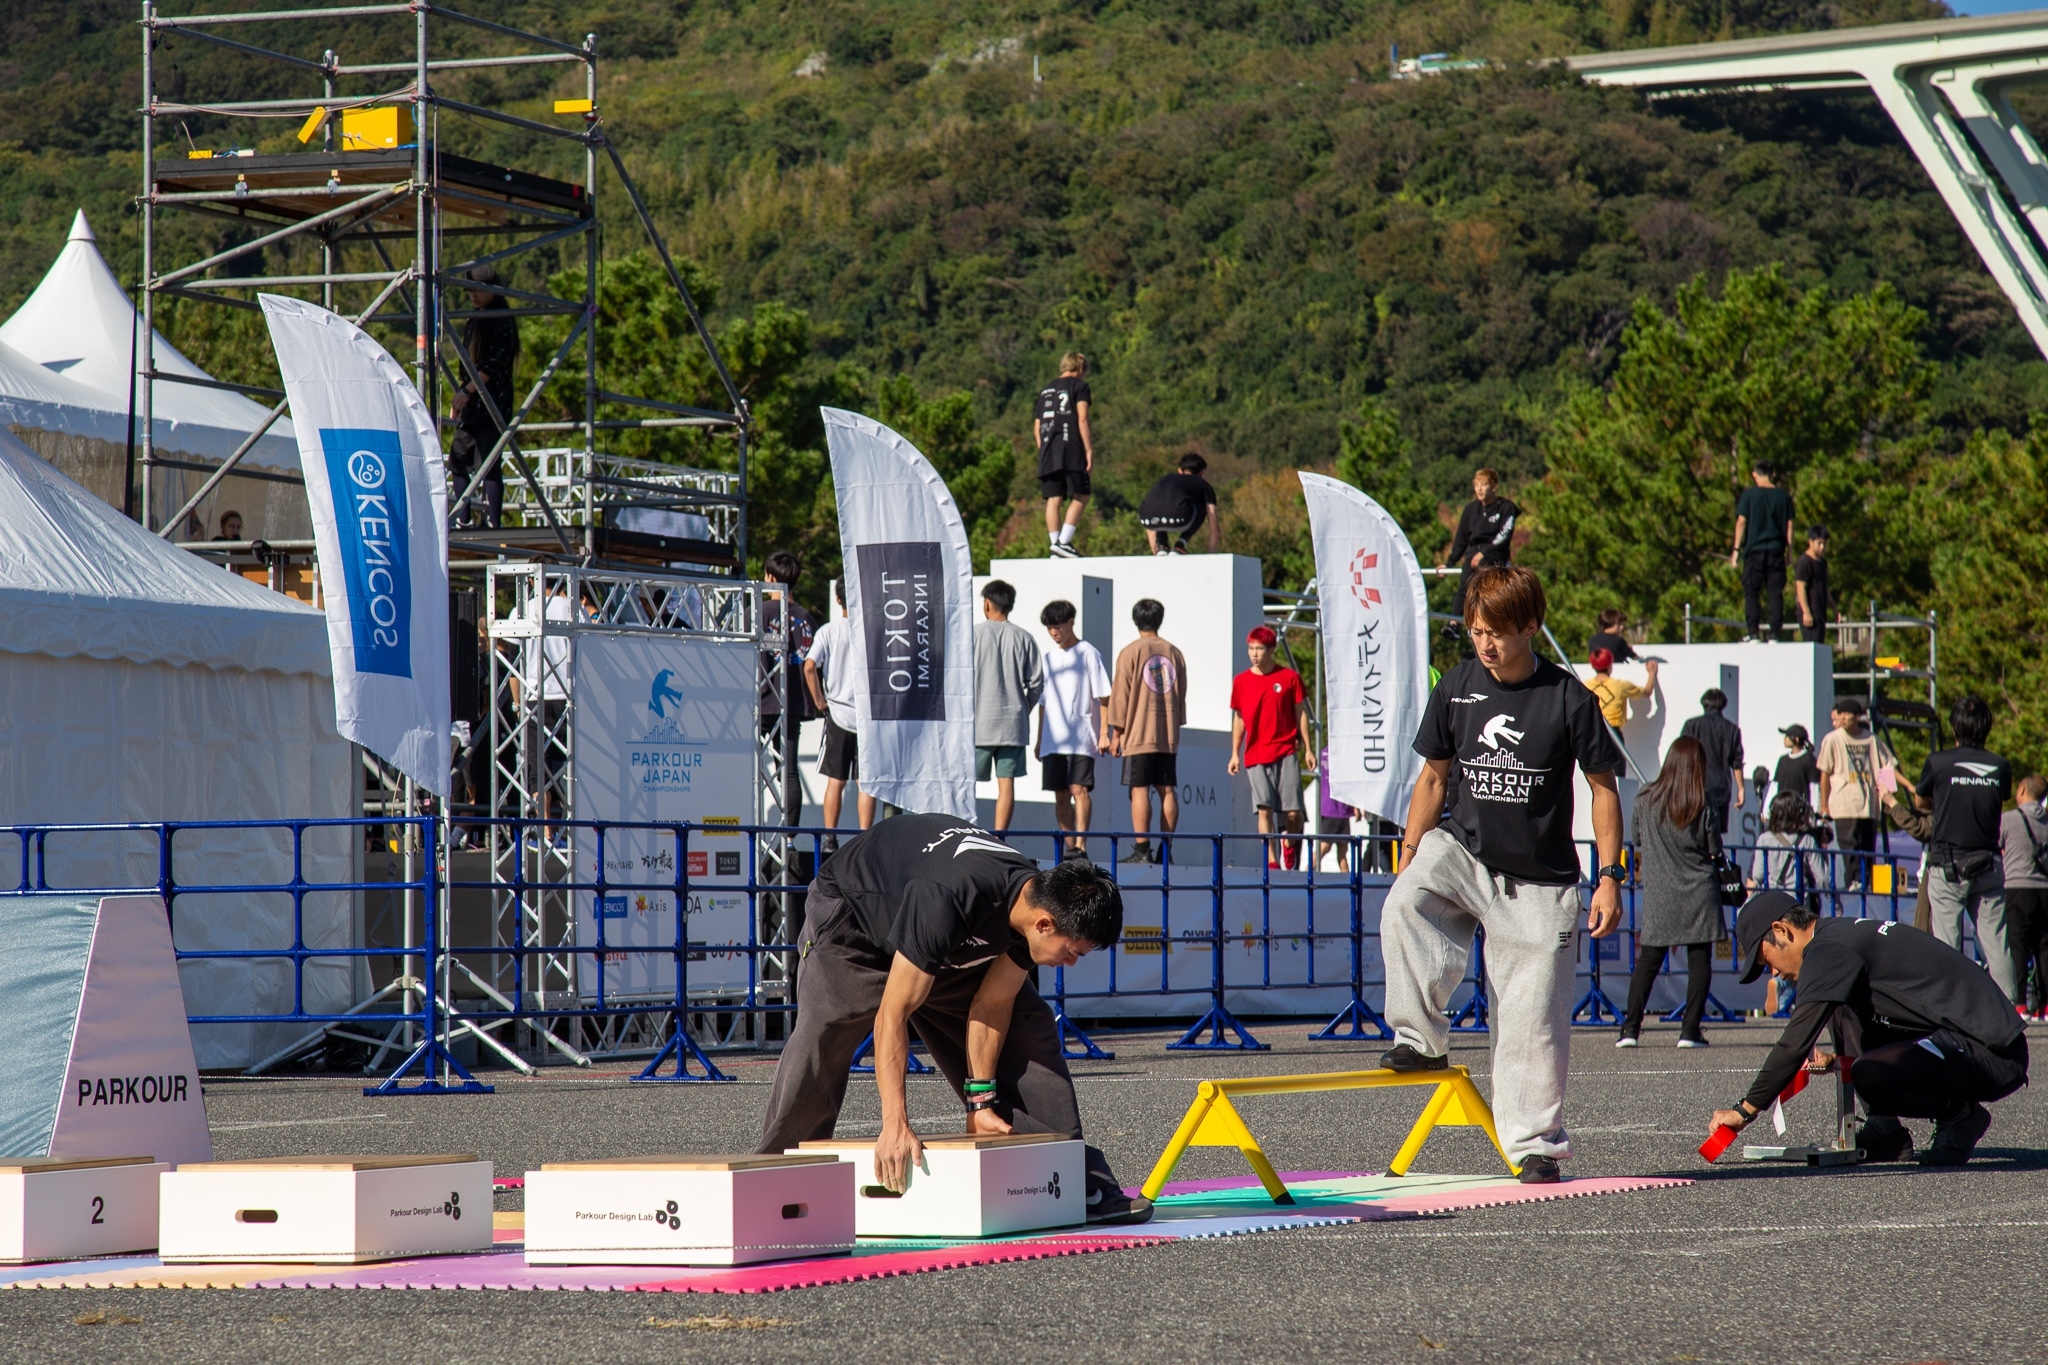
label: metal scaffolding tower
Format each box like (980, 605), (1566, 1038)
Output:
(138, 1), (750, 570)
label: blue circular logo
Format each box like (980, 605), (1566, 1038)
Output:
(347, 450), (387, 489)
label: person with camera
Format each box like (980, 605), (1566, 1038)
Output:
(1915, 695), (2018, 1003)
(1617, 736), (1726, 1050)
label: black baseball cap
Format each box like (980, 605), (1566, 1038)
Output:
(1736, 890), (1800, 984)
(1778, 722), (1810, 745)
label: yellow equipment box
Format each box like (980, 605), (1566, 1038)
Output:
(339, 106), (416, 151)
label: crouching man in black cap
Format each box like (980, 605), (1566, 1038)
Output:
(1710, 890), (2028, 1165)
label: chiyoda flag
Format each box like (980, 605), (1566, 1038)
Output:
(822, 407), (975, 818)
(261, 294), (450, 796)
(1300, 471), (1431, 825)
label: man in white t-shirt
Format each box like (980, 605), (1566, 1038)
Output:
(1035, 599), (1112, 860)
(804, 581), (875, 839)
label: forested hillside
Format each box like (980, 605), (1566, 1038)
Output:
(4, 0), (2046, 762)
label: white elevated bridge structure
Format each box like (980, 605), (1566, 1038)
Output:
(1567, 11), (2048, 357)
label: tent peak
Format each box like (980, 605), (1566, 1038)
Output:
(67, 210), (95, 244)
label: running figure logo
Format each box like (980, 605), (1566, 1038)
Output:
(1466, 712), (1541, 805)
(1477, 714), (1524, 750)
(648, 669), (685, 718)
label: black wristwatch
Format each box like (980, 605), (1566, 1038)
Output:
(1597, 863), (1628, 884)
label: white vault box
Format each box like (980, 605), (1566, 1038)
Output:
(0, 1156), (168, 1264)
(795, 1132), (1086, 1238)
(524, 1154), (854, 1266)
(158, 1155), (493, 1264)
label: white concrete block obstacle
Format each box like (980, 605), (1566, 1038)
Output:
(159, 1155), (494, 1264)
(525, 1154), (855, 1266)
(795, 1132), (1088, 1238)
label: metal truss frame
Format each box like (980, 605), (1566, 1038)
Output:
(138, 2), (751, 562)
(1566, 12), (2048, 359)
(483, 562), (797, 1060)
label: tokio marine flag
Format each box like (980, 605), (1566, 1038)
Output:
(821, 407), (975, 818)
(260, 294), (450, 796)
(1299, 472), (1431, 825)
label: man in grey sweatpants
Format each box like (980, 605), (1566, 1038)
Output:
(1378, 566), (1627, 1184)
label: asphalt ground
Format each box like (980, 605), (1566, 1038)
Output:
(6, 1019), (2047, 1365)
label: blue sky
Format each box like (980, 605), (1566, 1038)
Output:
(1946, 0), (2048, 13)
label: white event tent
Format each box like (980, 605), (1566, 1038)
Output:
(0, 211), (308, 539)
(0, 427), (352, 1069)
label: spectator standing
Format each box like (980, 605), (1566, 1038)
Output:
(1104, 598), (1186, 865)
(1137, 454), (1222, 554)
(1680, 689), (1745, 834)
(1035, 600), (1113, 861)
(1750, 792), (1825, 900)
(1315, 747), (1361, 872)
(1439, 468), (1518, 635)
(1227, 625), (1316, 869)
(759, 550), (817, 738)
(1774, 724), (1819, 807)
(448, 264), (518, 528)
(2000, 775), (2048, 1018)
(1584, 648), (1657, 729)
(1587, 609), (1639, 665)
(804, 582), (874, 841)
(1817, 696), (1894, 889)
(1915, 695), (2017, 1002)
(1034, 352), (1094, 559)
(1793, 525), (1831, 644)
(973, 581), (1044, 834)
(1729, 460), (1795, 642)
(1618, 736), (1726, 1049)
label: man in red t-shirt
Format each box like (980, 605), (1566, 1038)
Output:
(1228, 625), (1317, 869)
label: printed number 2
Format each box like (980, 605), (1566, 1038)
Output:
(89, 1196), (104, 1225)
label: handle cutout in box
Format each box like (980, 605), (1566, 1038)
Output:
(780, 1202), (808, 1220)
(859, 1185), (903, 1200)
(236, 1209), (279, 1224)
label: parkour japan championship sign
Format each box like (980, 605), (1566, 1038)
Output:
(570, 634), (757, 1000)
(261, 294), (450, 796)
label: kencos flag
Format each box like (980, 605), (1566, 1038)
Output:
(822, 407), (975, 818)
(261, 294), (450, 796)
(1300, 472), (1430, 826)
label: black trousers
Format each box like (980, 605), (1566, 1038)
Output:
(1835, 817), (1878, 888)
(449, 427), (505, 527)
(1836, 1014), (2029, 1120)
(1622, 943), (1713, 1039)
(1449, 559), (1508, 621)
(2007, 887), (2048, 1012)
(1743, 549), (1787, 639)
(755, 884), (1114, 1183)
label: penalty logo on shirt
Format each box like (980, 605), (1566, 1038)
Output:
(1346, 549), (1382, 609)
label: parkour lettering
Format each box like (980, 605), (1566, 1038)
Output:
(74, 1074), (191, 1107)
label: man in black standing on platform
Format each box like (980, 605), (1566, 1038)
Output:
(1793, 525), (1831, 644)
(1439, 468), (1518, 639)
(1034, 352), (1094, 559)
(1730, 460), (1795, 642)
(1682, 688), (1746, 834)
(448, 265), (518, 528)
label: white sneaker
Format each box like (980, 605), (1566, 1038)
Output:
(1676, 1037), (1709, 1049)
(1050, 542), (1080, 559)
(1615, 1035), (1639, 1049)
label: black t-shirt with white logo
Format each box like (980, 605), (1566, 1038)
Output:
(1743, 916), (2023, 1110)
(1413, 658), (1622, 885)
(1917, 746), (2013, 855)
(1035, 376), (1091, 475)
(1137, 473), (1216, 528)
(816, 813), (1038, 973)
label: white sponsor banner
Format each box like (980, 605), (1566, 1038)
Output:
(571, 634), (757, 1000)
(1299, 472), (1431, 826)
(260, 294), (450, 796)
(822, 407), (976, 818)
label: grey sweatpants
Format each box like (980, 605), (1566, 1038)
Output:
(1927, 863), (2018, 1002)
(755, 882), (1109, 1180)
(1382, 828), (1583, 1164)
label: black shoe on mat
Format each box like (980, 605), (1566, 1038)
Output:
(1379, 1044), (1449, 1073)
(1855, 1114), (1914, 1163)
(1084, 1172), (1153, 1225)
(1919, 1102), (1991, 1166)
(1516, 1154), (1562, 1184)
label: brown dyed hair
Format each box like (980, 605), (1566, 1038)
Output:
(1462, 565), (1546, 632)
(1642, 735), (1707, 828)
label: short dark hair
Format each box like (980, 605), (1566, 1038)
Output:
(1028, 859), (1123, 949)
(1701, 688), (1727, 712)
(1807, 524), (1828, 542)
(1832, 695), (1866, 718)
(982, 580), (1017, 615)
(764, 550), (801, 585)
(1951, 694), (1994, 748)
(1752, 459), (1776, 477)
(1177, 453), (1207, 475)
(832, 579), (844, 606)
(1776, 899), (1820, 931)
(1041, 598), (1077, 628)
(1132, 598), (1165, 632)
(1597, 608), (1627, 631)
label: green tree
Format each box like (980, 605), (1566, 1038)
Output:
(1334, 396), (1440, 550)
(872, 375), (1016, 572)
(1527, 266), (1932, 646)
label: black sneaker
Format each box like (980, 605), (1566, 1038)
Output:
(1856, 1114), (1914, 1163)
(1517, 1154), (1562, 1184)
(1119, 842), (1153, 864)
(1084, 1172), (1153, 1225)
(1919, 1101), (1992, 1166)
(1379, 1044), (1449, 1073)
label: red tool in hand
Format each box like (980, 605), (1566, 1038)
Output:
(1698, 1068), (1810, 1162)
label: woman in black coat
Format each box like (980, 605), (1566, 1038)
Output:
(1618, 735), (1728, 1048)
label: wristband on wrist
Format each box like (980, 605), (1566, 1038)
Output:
(963, 1078), (996, 1095)
(964, 1096), (997, 1113)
